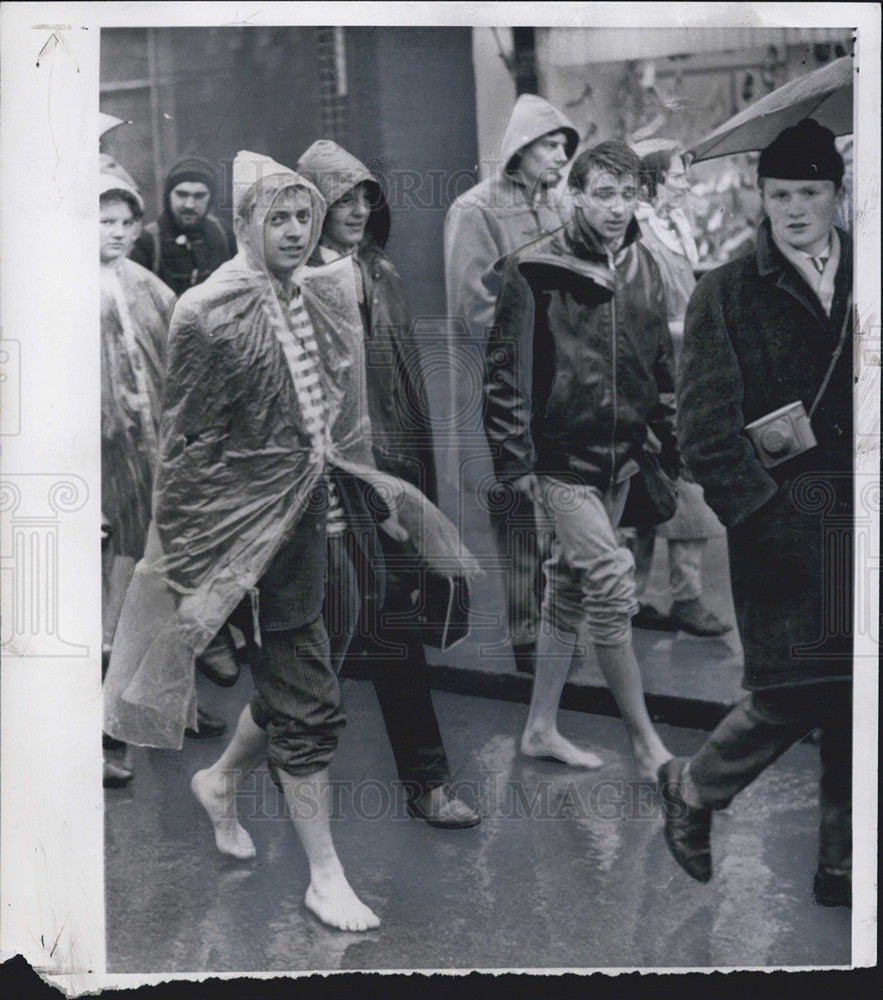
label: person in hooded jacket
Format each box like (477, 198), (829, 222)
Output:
(99, 165), (174, 788)
(444, 94), (580, 675)
(297, 139), (480, 830)
(118, 151), (391, 931)
(130, 153), (233, 297)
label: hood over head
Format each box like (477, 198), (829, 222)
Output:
(296, 139), (391, 249)
(100, 165), (144, 214)
(500, 94), (579, 173)
(232, 150), (327, 280)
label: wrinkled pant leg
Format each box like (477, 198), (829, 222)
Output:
(537, 478), (637, 646)
(248, 617), (346, 782)
(688, 686), (819, 810)
(817, 682), (852, 873)
(323, 533), (361, 674)
(489, 487), (546, 650)
(362, 615), (450, 799)
(668, 539), (704, 602)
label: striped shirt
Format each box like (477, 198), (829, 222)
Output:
(275, 285), (346, 535)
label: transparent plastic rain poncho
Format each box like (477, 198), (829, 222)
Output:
(104, 152), (480, 749)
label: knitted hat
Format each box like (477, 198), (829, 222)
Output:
(164, 154), (218, 202)
(758, 118), (844, 186)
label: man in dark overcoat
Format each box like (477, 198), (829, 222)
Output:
(660, 120), (854, 908)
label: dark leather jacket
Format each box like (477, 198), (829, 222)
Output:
(484, 213), (677, 491)
(356, 239), (438, 504)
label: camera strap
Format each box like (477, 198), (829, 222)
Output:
(809, 292), (853, 419)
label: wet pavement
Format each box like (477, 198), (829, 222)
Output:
(105, 676), (850, 974)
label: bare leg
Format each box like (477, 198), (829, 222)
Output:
(278, 768), (381, 932)
(521, 624), (603, 768)
(191, 702), (268, 859)
(595, 639), (671, 779)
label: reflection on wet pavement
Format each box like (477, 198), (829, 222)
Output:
(106, 678), (850, 973)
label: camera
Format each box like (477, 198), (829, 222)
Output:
(744, 401), (817, 468)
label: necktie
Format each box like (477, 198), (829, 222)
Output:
(811, 254), (828, 275)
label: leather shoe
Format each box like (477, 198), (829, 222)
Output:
(195, 629), (241, 687)
(407, 786), (481, 829)
(632, 604), (679, 632)
(669, 599), (730, 637)
(813, 866), (851, 908)
(658, 757), (713, 883)
(185, 706), (227, 740)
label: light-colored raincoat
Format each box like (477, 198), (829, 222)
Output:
(104, 152), (478, 749)
(444, 94), (578, 338)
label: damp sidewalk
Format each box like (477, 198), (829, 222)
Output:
(105, 677), (850, 973)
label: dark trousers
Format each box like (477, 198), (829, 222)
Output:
(244, 532), (357, 780)
(690, 680), (852, 872)
(345, 569), (450, 799)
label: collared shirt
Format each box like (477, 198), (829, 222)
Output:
(771, 227), (840, 316)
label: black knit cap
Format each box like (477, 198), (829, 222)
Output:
(164, 154), (218, 202)
(758, 118), (844, 186)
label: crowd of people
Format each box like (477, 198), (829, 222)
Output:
(100, 95), (854, 931)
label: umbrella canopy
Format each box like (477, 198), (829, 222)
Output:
(100, 112), (128, 138)
(687, 55), (853, 163)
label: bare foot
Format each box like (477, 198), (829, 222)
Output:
(305, 874), (381, 932)
(521, 729), (603, 769)
(635, 750), (673, 782)
(191, 768), (256, 860)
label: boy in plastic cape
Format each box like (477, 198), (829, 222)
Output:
(104, 151), (479, 931)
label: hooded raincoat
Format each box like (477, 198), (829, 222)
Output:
(101, 197), (175, 559)
(297, 140), (436, 503)
(104, 152), (478, 749)
(444, 94), (578, 339)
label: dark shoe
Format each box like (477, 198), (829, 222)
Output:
(102, 732), (127, 751)
(195, 630), (241, 687)
(669, 599), (730, 637)
(185, 706), (227, 740)
(813, 866), (852, 908)
(658, 757), (713, 883)
(407, 786), (481, 829)
(512, 643), (536, 674)
(103, 757), (134, 788)
(632, 603), (679, 632)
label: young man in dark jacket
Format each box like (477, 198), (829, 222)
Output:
(660, 120), (854, 908)
(485, 141), (675, 778)
(130, 153), (232, 297)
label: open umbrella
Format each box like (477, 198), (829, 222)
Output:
(687, 55), (853, 163)
(100, 111), (129, 138)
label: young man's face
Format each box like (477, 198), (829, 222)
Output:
(761, 178), (839, 255)
(100, 198), (140, 264)
(262, 188), (313, 277)
(575, 167), (640, 248)
(659, 154), (690, 212)
(322, 182), (371, 254)
(169, 181), (212, 230)
(517, 130), (571, 189)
